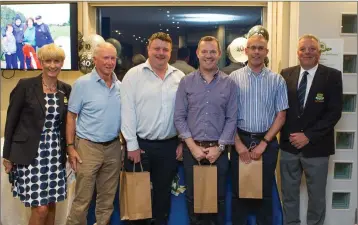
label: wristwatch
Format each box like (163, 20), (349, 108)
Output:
(261, 137), (270, 144)
(218, 144), (225, 152)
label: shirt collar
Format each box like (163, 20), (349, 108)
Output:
(246, 65), (267, 77)
(91, 67), (118, 83)
(143, 59), (178, 77)
(299, 64), (318, 77)
(198, 67), (220, 80)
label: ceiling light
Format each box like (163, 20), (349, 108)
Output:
(177, 27), (179, 29)
(177, 13), (242, 23)
(167, 11), (170, 13)
(133, 35), (135, 37)
(166, 29), (169, 31)
(167, 15), (170, 17)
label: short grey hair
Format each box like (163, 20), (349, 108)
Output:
(93, 42), (117, 57)
(298, 34), (321, 51)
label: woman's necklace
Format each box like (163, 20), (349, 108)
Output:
(42, 79), (57, 92)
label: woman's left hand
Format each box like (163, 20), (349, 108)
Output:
(3, 159), (13, 174)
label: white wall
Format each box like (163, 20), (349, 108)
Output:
(295, 2), (357, 225)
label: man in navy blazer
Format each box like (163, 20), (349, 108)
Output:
(279, 34), (343, 225)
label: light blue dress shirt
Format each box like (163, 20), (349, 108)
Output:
(68, 68), (121, 142)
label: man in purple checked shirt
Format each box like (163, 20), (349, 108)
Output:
(174, 36), (238, 225)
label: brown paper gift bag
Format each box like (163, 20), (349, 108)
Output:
(120, 162), (152, 220)
(193, 164), (218, 213)
(238, 157), (263, 199)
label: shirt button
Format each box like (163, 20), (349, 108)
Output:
(206, 112), (208, 115)
(206, 101), (209, 104)
(207, 90), (210, 93)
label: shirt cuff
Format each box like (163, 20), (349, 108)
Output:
(179, 131), (192, 140)
(218, 139), (234, 146)
(126, 139), (140, 151)
(68, 106), (80, 114)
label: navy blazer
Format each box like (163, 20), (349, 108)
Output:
(279, 64), (343, 157)
(3, 75), (71, 166)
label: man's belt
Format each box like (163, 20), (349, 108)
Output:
(194, 140), (219, 148)
(137, 135), (178, 143)
(85, 137), (119, 146)
(237, 128), (267, 139)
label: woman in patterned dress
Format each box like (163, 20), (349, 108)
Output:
(2, 43), (71, 225)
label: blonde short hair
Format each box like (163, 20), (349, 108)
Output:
(37, 43), (65, 61)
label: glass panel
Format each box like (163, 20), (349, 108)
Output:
(336, 132), (355, 149)
(342, 94), (357, 112)
(341, 14), (357, 33)
(334, 162), (353, 179)
(343, 55), (357, 73)
(332, 192), (350, 209)
(99, 6), (263, 80)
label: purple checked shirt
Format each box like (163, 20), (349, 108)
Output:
(174, 70), (238, 145)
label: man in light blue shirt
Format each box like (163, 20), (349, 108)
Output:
(66, 42), (122, 225)
(121, 32), (185, 225)
(229, 26), (288, 225)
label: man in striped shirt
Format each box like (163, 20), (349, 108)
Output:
(229, 25), (289, 225)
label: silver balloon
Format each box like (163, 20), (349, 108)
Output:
(247, 25), (269, 41)
(78, 34), (105, 74)
(82, 34), (105, 55)
(106, 38), (122, 65)
(106, 38), (122, 56)
(79, 51), (95, 74)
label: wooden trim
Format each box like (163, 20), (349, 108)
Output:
(88, 1), (267, 7)
(289, 2), (299, 67)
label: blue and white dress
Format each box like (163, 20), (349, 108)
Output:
(13, 93), (67, 207)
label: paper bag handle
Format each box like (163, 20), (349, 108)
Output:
(248, 142), (257, 152)
(197, 161), (213, 166)
(132, 161), (144, 172)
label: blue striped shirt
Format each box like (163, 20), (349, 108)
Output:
(229, 66), (289, 133)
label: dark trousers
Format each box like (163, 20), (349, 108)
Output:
(231, 135), (279, 225)
(123, 137), (179, 225)
(16, 43), (24, 69)
(5, 54), (17, 69)
(183, 144), (229, 225)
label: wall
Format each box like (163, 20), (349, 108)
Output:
(292, 2), (357, 225)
